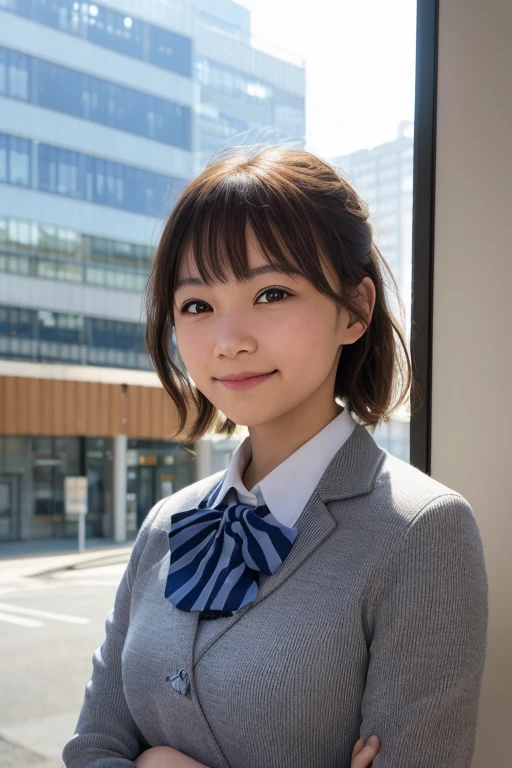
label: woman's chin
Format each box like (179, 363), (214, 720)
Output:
(222, 407), (280, 429)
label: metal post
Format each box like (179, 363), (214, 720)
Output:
(78, 510), (86, 553)
(194, 439), (212, 482)
(113, 434), (127, 543)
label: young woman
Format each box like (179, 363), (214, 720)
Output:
(62, 147), (488, 768)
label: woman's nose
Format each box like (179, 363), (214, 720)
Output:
(212, 320), (258, 357)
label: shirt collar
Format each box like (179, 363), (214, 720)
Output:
(213, 406), (358, 527)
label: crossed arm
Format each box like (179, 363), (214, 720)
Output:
(134, 739), (381, 768)
(63, 495), (487, 768)
(134, 747), (206, 768)
(136, 495), (487, 768)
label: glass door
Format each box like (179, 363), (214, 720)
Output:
(0, 474), (19, 541)
(136, 465), (156, 528)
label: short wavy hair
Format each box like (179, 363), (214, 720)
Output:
(143, 145), (413, 442)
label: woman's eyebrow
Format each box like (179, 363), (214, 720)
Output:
(175, 265), (300, 292)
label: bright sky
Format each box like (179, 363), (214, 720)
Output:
(236, 0), (417, 158)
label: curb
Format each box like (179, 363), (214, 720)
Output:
(29, 549), (133, 578)
(0, 547), (134, 582)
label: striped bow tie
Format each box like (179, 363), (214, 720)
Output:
(164, 479), (299, 616)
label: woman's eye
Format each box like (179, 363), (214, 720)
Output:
(180, 300), (210, 315)
(256, 287), (292, 304)
(181, 288), (292, 315)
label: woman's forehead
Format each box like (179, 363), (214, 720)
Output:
(174, 222), (340, 295)
(177, 237), (275, 279)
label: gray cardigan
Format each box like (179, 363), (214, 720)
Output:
(62, 423), (488, 768)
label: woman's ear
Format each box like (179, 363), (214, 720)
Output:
(359, 276), (376, 325)
(344, 277), (376, 340)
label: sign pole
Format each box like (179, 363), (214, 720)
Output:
(78, 510), (86, 553)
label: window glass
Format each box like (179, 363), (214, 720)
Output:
(1, 45), (191, 149)
(2, 0), (192, 77)
(0, 133), (7, 181)
(0, 0), (417, 464)
(8, 135), (31, 186)
(0, 46), (6, 93)
(7, 49), (29, 99)
(0, 304), (151, 369)
(206, 0), (417, 461)
(24, 137), (186, 216)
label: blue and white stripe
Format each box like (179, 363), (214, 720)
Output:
(164, 479), (299, 613)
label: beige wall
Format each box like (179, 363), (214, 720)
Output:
(433, 1), (511, 764)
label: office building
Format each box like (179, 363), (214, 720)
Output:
(0, 0), (306, 542)
(333, 127), (415, 462)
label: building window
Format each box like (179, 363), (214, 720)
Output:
(0, 45), (192, 150)
(3, 0), (192, 77)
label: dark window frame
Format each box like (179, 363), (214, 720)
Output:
(409, 0), (438, 474)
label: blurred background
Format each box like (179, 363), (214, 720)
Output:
(0, 0), (415, 545)
(0, 1), (509, 767)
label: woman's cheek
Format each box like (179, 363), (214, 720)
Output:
(177, 327), (205, 370)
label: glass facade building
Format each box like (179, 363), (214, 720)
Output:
(0, 0), (306, 541)
(0, 45), (192, 148)
(0, 0), (193, 76)
(333, 132), (415, 464)
(0, 434), (195, 540)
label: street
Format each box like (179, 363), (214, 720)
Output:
(0, 553), (131, 767)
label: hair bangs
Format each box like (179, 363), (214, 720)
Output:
(175, 171), (336, 300)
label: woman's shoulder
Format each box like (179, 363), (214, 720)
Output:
(370, 447), (476, 530)
(360, 451), (486, 599)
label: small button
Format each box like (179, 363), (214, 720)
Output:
(167, 668), (190, 695)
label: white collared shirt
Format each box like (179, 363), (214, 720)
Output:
(214, 406), (357, 527)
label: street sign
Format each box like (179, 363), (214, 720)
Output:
(65, 476), (88, 516)
(65, 476), (88, 553)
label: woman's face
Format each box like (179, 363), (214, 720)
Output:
(173, 227), (374, 429)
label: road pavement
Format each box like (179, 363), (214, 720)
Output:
(0, 547), (133, 767)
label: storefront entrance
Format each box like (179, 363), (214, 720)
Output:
(126, 441), (195, 530)
(0, 436), (195, 542)
(137, 465), (155, 528)
(0, 474), (20, 540)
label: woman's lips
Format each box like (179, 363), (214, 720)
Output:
(215, 371), (277, 391)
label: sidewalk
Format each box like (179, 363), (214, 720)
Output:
(0, 537), (134, 582)
(0, 538), (137, 767)
(0, 536), (134, 561)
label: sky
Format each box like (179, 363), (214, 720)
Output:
(236, 0), (417, 158)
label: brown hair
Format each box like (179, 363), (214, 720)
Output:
(143, 145), (413, 442)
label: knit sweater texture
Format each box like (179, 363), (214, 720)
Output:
(62, 423), (488, 768)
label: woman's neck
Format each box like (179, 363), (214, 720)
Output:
(242, 398), (343, 491)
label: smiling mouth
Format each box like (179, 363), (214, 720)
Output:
(215, 370), (278, 382)
(215, 370), (278, 389)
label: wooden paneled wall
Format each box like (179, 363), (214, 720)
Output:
(0, 376), (193, 439)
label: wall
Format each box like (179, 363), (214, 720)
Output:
(0, 375), (191, 440)
(433, 1), (512, 764)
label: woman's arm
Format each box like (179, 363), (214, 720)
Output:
(62, 498), (167, 768)
(134, 737), (382, 768)
(359, 494), (488, 767)
(134, 747), (209, 768)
